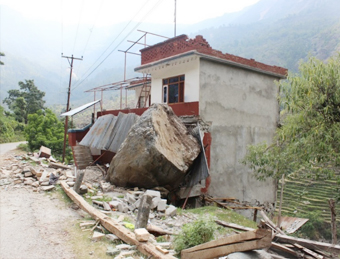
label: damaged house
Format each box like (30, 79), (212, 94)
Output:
(67, 34), (287, 210)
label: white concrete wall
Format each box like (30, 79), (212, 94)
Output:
(147, 55), (200, 104)
(199, 59), (279, 205)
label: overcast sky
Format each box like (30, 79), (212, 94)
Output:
(0, 0), (260, 26)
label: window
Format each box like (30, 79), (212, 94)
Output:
(162, 75), (185, 104)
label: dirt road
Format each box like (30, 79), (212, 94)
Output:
(0, 142), (26, 156)
(0, 146), (80, 259)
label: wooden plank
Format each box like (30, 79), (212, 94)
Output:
(183, 229), (270, 253)
(181, 230), (271, 259)
(215, 220), (255, 232)
(60, 181), (176, 259)
(275, 234), (340, 254)
(260, 210), (285, 235)
(293, 243), (324, 259)
(270, 242), (299, 257)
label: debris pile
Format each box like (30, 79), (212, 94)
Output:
(106, 104), (201, 190)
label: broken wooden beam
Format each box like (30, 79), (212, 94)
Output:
(274, 234), (340, 255)
(60, 181), (176, 259)
(215, 220), (254, 232)
(293, 243), (324, 259)
(259, 210), (285, 235)
(48, 162), (69, 170)
(181, 229), (272, 259)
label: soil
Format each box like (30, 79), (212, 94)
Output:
(0, 148), (81, 259)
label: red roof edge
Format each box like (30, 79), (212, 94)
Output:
(140, 35), (288, 77)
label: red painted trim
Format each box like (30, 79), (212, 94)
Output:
(98, 101), (199, 118)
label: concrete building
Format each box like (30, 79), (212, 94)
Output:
(133, 35), (287, 206)
(69, 34), (287, 208)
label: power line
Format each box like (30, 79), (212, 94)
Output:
(72, 0), (85, 54)
(72, 0), (165, 91)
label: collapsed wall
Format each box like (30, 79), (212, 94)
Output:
(106, 104), (201, 190)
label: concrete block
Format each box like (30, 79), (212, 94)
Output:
(165, 205), (177, 217)
(134, 228), (150, 242)
(151, 197), (161, 209)
(24, 171), (33, 177)
(40, 181), (49, 186)
(157, 199), (167, 212)
(103, 202), (111, 211)
(39, 146), (51, 158)
(145, 190), (161, 198)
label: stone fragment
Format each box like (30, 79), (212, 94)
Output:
(106, 247), (120, 256)
(79, 185), (88, 194)
(39, 170), (48, 183)
(66, 181), (75, 187)
(106, 234), (120, 242)
(165, 205), (177, 217)
(35, 169), (43, 178)
(41, 185), (55, 191)
(145, 190), (161, 198)
(103, 202), (111, 211)
(40, 181), (49, 186)
(157, 199), (167, 212)
(14, 179), (23, 184)
(91, 231), (105, 241)
(59, 175), (67, 180)
(31, 181), (40, 188)
(24, 171), (33, 178)
(106, 104), (201, 189)
(134, 228), (150, 242)
(24, 178), (34, 185)
(117, 203), (129, 213)
(109, 200), (121, 209)
(125, 193), (136, 205)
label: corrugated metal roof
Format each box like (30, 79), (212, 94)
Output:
(79, 113), (139, 153)
(275, 216), (309, 234)
(60, 100), (100, 117)
(106, 112), (139, 153)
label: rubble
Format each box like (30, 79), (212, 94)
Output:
(107, 104), (201, 190)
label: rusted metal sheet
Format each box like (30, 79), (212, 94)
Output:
(276, 216), (309, 234)
(79, 113), (139, 153)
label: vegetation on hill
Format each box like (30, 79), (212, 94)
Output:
(243, 53), (340, 181)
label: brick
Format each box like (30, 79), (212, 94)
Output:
(134, 228), (150, 242)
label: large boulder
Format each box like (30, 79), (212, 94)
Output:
(106, 104), (201, 190)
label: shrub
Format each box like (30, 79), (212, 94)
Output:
(173, 217), (216, 254)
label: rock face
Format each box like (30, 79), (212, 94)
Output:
(106, 104), (200, 190)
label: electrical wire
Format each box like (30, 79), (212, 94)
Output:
(72, 0), (85, 54)
(73, 0), (153, 88)
(72, 0), (165, 91)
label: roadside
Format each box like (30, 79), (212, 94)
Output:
(0, 145), (79, 259)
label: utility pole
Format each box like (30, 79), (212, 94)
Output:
(61, 54), (83, 163)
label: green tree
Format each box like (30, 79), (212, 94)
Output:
(243, 54), (340, 181)
(3, 80), (45, 124)
(0, 105), (25, 143)
(25, 109), (64, 155)
(0, 52), (4, 65)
